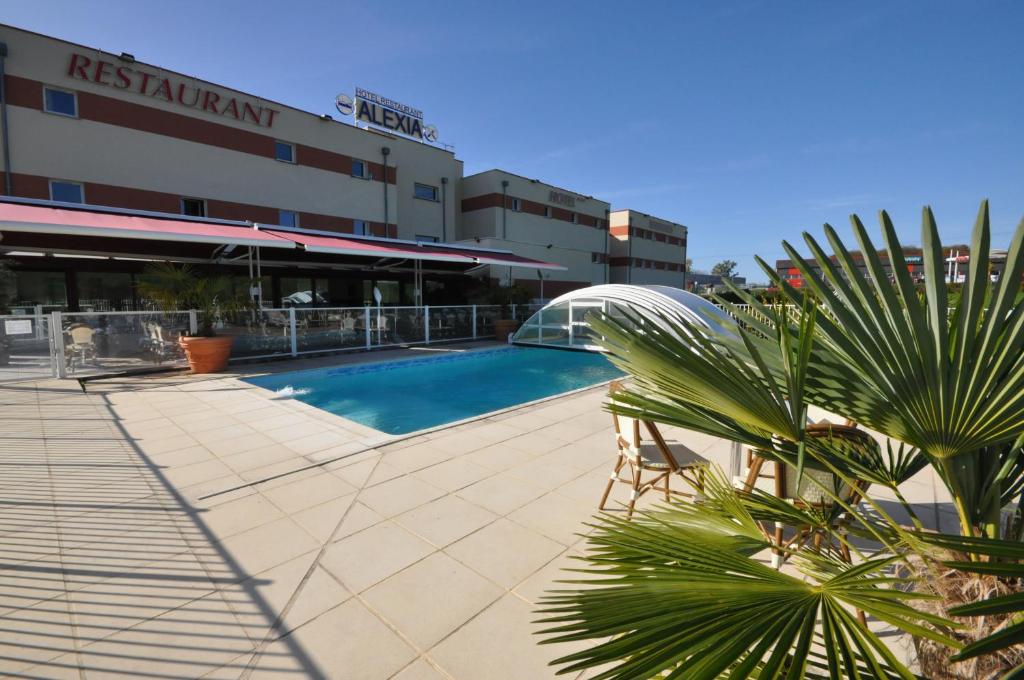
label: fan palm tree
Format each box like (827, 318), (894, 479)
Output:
(537, 201), (1024, 679)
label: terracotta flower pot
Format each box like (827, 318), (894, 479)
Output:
(493, 319), (521, 342)
(178, 336), (234, 374)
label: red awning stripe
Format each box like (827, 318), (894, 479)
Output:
(262, 228), (472, 263)
(0, 201), (295, 249)
(261, 227), (566, 270)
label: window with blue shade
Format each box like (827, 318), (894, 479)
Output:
(49, 180), (84, 203)
(43, 87), (77, 117)
(274, 141), (295, 163)
(279, 210), (298, 228)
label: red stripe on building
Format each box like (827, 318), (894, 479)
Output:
(4, 74), (397, 185)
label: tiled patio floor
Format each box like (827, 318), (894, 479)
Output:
(0, 344), (954, 679)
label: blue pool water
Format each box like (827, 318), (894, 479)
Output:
(244, 347), (623, 434)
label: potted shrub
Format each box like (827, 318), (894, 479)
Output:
(486, 283), (532, 341)
(137, 263), (249, 374)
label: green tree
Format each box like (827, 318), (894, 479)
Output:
(538, 201), (1024, 679)
(711, 259), (738, 278)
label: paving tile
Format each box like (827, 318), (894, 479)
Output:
(71, 592), (257, 679)
(363, 552), (502, 649)
(283, 430), (352, 456)
(224, 555), (350, 641)
(216, 518), (320, 577)
(431, 593), (577, 680)
(358, 475), (446, 518)
(455, 472), (548, 516)
(278, 599), (416, 679)
(220, 444), (298, 473)
(162, 459), (237, 489)
(412, 458), (494, 492)
(391, 658), (448, 679)
(290, 493), (358, 543)
(320, 521), (434, 593)
(445, 518), (564, 589)
(206, 432), (279, 457)
(383, 441), (456, 473)
(508, 491), (595, 546)
(260, 472), (356, 515)
(326, 453), (382, 487)
(199, 492), (285, 541)
(395, 494), (497, 548)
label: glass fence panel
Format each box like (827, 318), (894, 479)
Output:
(58, 311), (191, 376)
(0, 314), (53, 380)
(219, 310), (292, 359)
(392, 307), (426, 346)
(475, 305), (501, 337)
(429, 306), (474, 341)
(294, 307), (367, 353)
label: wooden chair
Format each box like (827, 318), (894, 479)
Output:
(741, 422), (872, 568)
(599, 381), (707, 518)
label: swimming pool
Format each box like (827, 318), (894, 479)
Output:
(244, 347), (623, 435)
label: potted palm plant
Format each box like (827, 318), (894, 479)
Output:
(537, 201), (1024, 679)
(137, 262), (249, 374)
(491, 283), (532, 341)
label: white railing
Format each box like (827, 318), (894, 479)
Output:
(38, 304), (509, 379)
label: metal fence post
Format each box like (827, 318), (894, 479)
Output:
(50, 311), (66, 379)
(364, 307), (371, 349)
(188, 310), (198, 336)
(288, 308), (298, 357)
(471, 305), (477, 340)
(34, 304), (44, 340)
(511, 304), (517, 322)
(424, 306), (430, 345)
(568, 300), (574, 347)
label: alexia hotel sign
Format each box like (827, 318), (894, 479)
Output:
(335, 88), (438, 142)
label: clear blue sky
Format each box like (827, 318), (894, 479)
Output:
(7, 1), (1023, 279)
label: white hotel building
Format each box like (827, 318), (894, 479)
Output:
(0, 23), (688, 311)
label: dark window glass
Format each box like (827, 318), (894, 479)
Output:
(274, 141), (295, 163)
(181, 198), (206, 217)
(414, 183), (438, 201)
(352, 159), (367, 178)
(353, 220), (368, 236)
(44, 87), (77, 116)
(279, 210), (298, 228)
(49, 181), (83, 203)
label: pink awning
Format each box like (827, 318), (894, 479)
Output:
(263, 229), (471, 263)
(261, 227), (566, 270)
(0, 201), (295, 249)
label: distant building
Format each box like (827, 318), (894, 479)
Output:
(686, 272), (746, 293)
(608, 209), (688, 287)
(458, 170), (610, 299)
(771, 245), (1008, 287)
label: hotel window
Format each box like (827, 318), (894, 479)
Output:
(544, 206), (552, 218)
(509, 198), (521, 212)
(353, 220), (369, 236)
(49, 180), (84, 204)
(181, 197), (206, 218)
(415, 234), (439, 243)
(43, 86), (77, 117)
(274, 141), (295, 163)
(278, 210), (298, 228)
(413, 183), (438, 201)
(352, 159), (369, 179)
(570, 212), (578, 224)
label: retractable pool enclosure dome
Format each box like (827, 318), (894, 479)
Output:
(510, 284), (732, 351)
